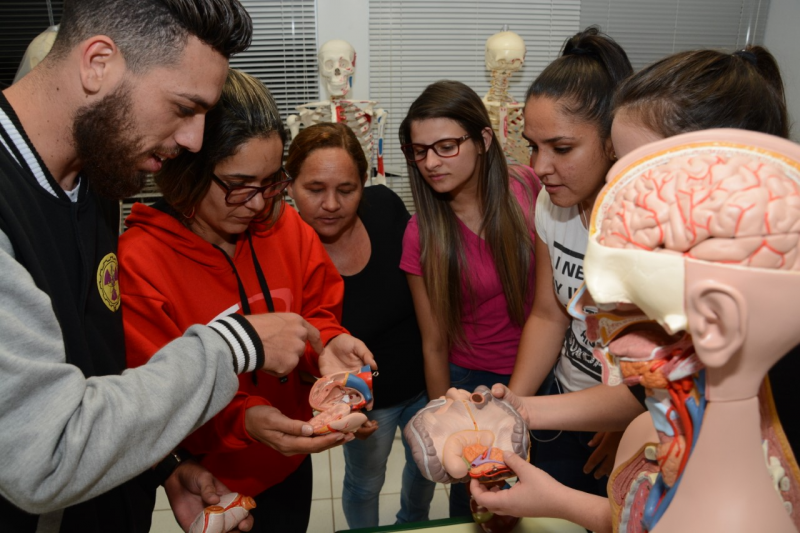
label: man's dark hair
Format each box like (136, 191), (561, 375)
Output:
(49, 0), (252, 72)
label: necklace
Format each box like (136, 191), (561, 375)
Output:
(578, 201), (589, 229)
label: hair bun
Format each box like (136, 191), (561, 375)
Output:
(566, 45), (596, 59)
(733, 49), (758, 66)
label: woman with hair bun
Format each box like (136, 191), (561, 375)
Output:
(509, 26), (633, 497)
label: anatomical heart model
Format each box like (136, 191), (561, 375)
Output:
(308, 365), (374, 435)
(405, 386), (530, 532)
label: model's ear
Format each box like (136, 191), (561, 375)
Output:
(481, 126), (493, 152)
(686, 280), (746, 368)
(78, 36), (123, 95)
(286, 180), (296, 199)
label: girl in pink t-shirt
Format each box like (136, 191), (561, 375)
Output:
(398, 79), (539, 518)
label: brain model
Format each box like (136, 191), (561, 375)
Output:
(308, 365), (373, 435)
(596, 147), (800, 267)
(404, 386), (530, 484)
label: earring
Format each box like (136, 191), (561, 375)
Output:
(183, 206), (196, 219)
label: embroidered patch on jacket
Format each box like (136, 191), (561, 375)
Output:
(96, 252), (120, 312)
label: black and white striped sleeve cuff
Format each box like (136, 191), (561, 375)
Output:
(208, 314), (265, 374)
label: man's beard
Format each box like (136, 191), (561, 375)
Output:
(73, 82), (150, 200)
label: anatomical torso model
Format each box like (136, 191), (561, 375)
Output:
(482, 28), (529, 166)
(583, 129), (800, 533)
(287, 39), (387, 184)
(405, 386), (530, 532)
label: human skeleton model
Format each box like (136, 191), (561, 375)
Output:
(14, 25), (58, 83)
(287, 39), (387, 184)
(482, 29), (529, 166)
(580, 129), (800, 532)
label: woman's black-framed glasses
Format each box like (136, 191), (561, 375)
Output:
(211, 167), (293, 205)
(400, 134), (471, 162)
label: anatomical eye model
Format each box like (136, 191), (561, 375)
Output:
(308, 365), (374, 435)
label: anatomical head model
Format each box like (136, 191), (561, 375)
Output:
(318, 39), (356, 99)
(582, 129), (800, 533)
(482, 27), (528, 166)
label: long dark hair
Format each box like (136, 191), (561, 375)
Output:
(613, 46), (788, 139)
(526, 26), (632, 140)
(399, 80), (534, 348)
(157, 68), (287, 228)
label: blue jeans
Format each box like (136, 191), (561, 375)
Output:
(447, 363), (512, 519)
(342, 391), (436, 529)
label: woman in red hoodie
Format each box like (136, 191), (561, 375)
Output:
(119, 69), (367, 532)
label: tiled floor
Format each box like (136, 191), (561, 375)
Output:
(150, 429), (450, 532)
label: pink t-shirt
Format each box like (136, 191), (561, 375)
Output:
(400, 167), (539, 374)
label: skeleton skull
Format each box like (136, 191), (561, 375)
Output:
(318, 39), (356, 98)
(485, 30), (526, 72)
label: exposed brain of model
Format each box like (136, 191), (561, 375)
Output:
(595, 146), (800, 270)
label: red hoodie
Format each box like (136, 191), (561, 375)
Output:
(119, 201), (347, 496)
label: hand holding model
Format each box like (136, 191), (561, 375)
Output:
(188, 492), (256, 533)
(308, 365), (375, 435)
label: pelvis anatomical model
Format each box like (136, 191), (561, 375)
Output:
(405, 386), (530, 484)
(308, 365), (374, 435)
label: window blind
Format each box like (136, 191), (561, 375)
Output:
(230, 0), (319, 125)
(0, 1), (63, 88)
(580, 0), (770, 70)
(368, 0), (581, 211)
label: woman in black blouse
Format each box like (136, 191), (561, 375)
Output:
(287, 122), (435, 529)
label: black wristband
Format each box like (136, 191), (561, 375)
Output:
(152, 448), (193, 486)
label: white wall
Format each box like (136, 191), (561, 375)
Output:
(316, 0), (371, 101)
(764, 0), (800, 142)
(319, 0), (799, 141)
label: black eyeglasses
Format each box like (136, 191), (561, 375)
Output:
(211, 167), (293, 205)
(400, 134), (471, 162)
